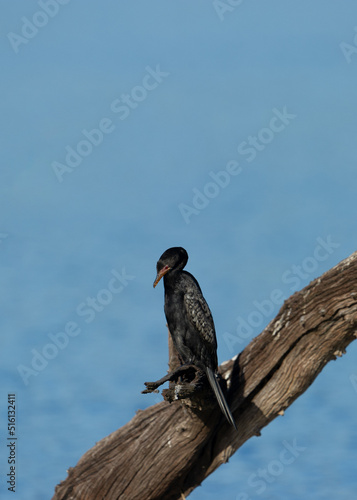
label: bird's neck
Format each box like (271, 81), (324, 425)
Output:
(163, 269), (183, 291)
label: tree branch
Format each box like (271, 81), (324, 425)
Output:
(52, 251), (357, 500)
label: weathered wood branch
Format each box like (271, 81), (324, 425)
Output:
(52, 251), (357, 500)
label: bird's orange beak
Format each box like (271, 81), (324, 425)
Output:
(153, 265), (171, 288)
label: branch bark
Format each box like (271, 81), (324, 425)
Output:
(52, 251), (357, 500)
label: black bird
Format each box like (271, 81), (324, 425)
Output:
(153, 247), (237, 429)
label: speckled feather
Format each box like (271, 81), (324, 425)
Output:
(183, 273), (218, 354)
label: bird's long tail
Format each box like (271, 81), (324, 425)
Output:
(206, 367), (237, 430)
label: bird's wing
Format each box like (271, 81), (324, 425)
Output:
(183, 280), (217, 349)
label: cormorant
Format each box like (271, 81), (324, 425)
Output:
(153, 247), (237, 429)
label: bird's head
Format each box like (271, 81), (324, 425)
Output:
(153, 247), (188, 288)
